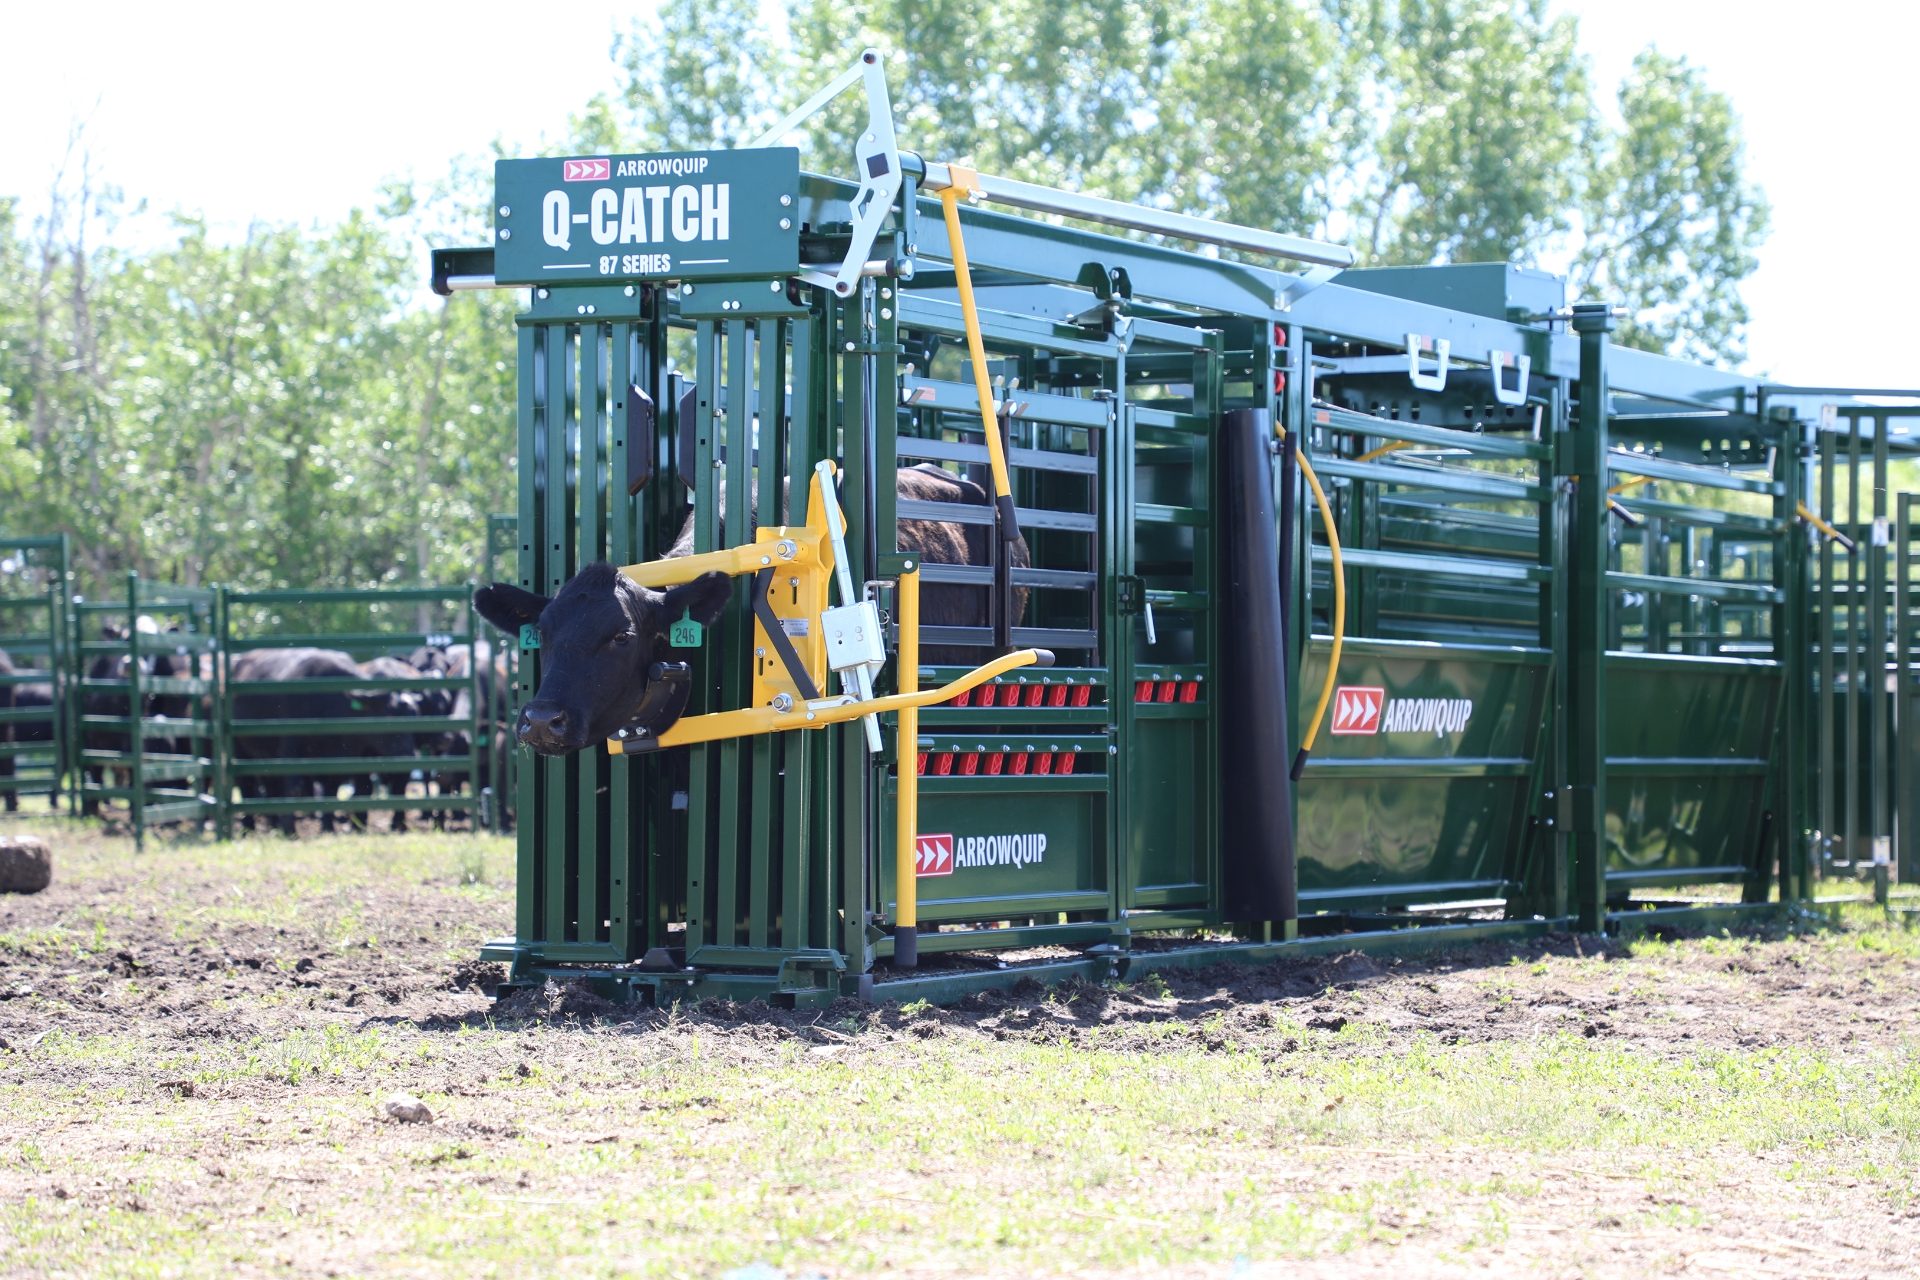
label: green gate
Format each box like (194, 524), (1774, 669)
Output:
(70, 575), (220, 847)
(217, 587), (483, 836)
(0, 535), (72, 814)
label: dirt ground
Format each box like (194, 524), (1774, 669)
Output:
(2, 819), (1918, 1278)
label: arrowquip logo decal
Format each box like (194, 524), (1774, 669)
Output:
(954, 833), (1048, 870)
(1381, 697), (1474, 737)
(1332, 686), (1473, 738)
(562, 157), (611, 182)
(1331, 686), (1384, 734)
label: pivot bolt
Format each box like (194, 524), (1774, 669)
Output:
(772, 693), (794, 712)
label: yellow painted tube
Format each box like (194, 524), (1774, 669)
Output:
(894, 564), (920, 965)
(937, 176), (1018, 534)
(1608, 474), (1656, 496)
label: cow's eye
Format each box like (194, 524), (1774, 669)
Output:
(609, 632), (635, 648)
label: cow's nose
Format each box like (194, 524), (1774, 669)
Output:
(519, 705), (569, 745)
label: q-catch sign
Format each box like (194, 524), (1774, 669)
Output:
(492, 148), (802, 287)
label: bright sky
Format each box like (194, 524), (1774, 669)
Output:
(3, 0), (1914, 387)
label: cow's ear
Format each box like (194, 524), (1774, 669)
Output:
(661, 571), (731, 626)
(474, 582), (550, 633)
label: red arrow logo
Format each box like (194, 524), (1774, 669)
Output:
(1330, 686), (1384, 735)
(915, 834), (953, 877)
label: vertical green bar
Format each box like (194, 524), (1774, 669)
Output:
(515, 320), (541, 947)
(1567, 306), (1613, 932)
(576, 321), (605, 943)
(1817, 428), (1835, 878)
(746, 317), (786, 950)
(1868, 414), (1890, 903)
(713, 320), (754, 949)
(1844, 416), (1861, 874)
(782, 314), (817, 948)
(1774, 416), (1808, 903)
(607, 319), (635, 953)
(214, 587), (231, 840)
(127, 574), (145, 850)
(686, 319), (720, 955)
(836, 294), (869, 967)
(1898, 491), (1917, 883)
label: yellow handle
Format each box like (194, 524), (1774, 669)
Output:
(895, 565), (920, 939)
(609, 647), (1047, 753)
(936, 170), (1016, 517)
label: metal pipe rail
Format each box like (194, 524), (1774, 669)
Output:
(909, 156), (1356, 270)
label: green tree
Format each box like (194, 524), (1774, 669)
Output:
(1575, 50), (1769, 363)
(594, 0), (1768, 362)
(1347, 0), (1592, 267)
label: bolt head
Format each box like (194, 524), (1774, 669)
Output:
(499, 228), (512, 241)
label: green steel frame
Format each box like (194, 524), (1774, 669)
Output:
(431, 142), (1909, 1004)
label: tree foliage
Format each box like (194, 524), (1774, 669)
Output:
(0, 1), (1770, 594)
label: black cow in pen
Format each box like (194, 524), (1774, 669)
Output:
(0, 649), (51, 812)
(473, 465), (1029, 755)
(230, 648), (416, 834)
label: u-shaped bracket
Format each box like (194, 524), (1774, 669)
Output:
(1407, 333), (1450, 392)
(1490, 350), (1532, 406)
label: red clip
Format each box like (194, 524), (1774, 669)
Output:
(1034, 752), (1054, 775)
(1180, 680), (1199, 703)
(934, 752), (955, 776)
(1273, 369), (1288, 395)
(1057, 751), (1076, 775)
(1072, 684), (1093, 707)
(985, 752), (1005, 775)
(1135, 680), (1154, 703)
(953, 688), (972, 708)
(1157, 680), (1177, 703)
(959, 752), (980, 776)
(1025, 684), (1044, 707)
(1010, 751), (1030, 775)
(997, 683), (1018, 707)
(1272, 322), (1288, 347)
(916, 751), (929, 775)
(1048, 684), (1068, 707)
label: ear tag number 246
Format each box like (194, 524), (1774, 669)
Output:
(670, 610), (704, 648)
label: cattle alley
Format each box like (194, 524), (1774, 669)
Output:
(2, 819), (1916, 1278)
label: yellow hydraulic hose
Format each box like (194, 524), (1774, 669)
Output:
(936, 166), (1019, 539)
(1276, 424), (1345, 778)
(1354, 440), (1415, 464)
(1797, 501), (1856, 551)
(1295, 447), (1344, 769)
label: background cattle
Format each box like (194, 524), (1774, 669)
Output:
(230, 648), (414, 835)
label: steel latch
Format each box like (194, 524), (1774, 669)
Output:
(1489, 350), (1531, 406)
(1407, 333), (1450, 392)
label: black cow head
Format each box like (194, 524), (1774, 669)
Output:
(473, 563), (730, 756)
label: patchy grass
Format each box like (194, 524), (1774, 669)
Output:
(2, 822), (1919, 1277)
